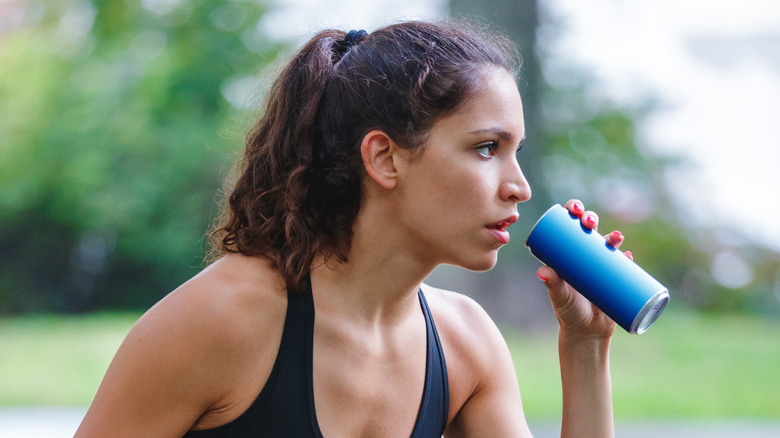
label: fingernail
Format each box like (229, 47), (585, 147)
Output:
(585, 214), (596, 226)
(612, 230), (623, 239)
(572, 202), (583, 213)
(625, 250), (633, 259)
(537, 271), (548, 282)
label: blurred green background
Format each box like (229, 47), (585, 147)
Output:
(1, 0), (779, 423)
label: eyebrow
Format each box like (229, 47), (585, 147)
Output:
(468, 128), (514, 141)
(468, 128), (526, 148)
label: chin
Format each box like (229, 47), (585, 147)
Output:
(455, 253), (499, 272)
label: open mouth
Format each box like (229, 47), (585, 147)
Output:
(486, 215), (518, 244)
(488, 215), (518, 231)
(488, 221), (511, 232)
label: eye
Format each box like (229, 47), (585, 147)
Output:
(515, 135), (527, 157)
(475, 141), (499, 158)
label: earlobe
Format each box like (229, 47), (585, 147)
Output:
(360, 130), (401, 190)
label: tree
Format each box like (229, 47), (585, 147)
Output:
(0, 0), (282, 312)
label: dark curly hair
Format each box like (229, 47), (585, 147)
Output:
(210, 20), (521, 290)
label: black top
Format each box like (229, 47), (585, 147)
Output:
(183, 281), (449, 437)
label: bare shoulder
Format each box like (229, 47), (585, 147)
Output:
(421, 283), (531, 437)
(420, 283), (507, 360)
(134, 253), (287, 368)
(419, 283), (513, 392)
(77, 254), (287, 437)
(158, 253), (288, 339)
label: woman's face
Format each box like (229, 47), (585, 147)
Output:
(393, 67), (531, 271)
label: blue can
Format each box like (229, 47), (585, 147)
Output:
(525, 204), (669, 334)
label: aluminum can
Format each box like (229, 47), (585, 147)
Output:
(525, 204), (669, 334)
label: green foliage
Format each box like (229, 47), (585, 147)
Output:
(0, 0), (282, 312)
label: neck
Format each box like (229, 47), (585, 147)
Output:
(309, 200), (436, 327)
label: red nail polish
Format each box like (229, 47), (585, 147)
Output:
(572, 202), (583, 213)
(537, 271), (548, 282)
(612, 230), (623, 239)
(585, 215), (596, 226)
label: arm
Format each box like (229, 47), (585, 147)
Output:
(558, 329), (613, 437)
(538, 199), (622, 438)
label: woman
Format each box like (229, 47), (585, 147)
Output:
(77, 20), (625, 437)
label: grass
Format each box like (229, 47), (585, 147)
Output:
(0, 312), (140, 406)
(1, 306), (779, 419)
(507, 306), (780, 419)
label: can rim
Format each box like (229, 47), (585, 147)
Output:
(630, 289), (670, 334)
(525, 203), (563, 249)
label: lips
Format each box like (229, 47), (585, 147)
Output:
(487, 214), (518, 244)
(489, 215), (518, 230)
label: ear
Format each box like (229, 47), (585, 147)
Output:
(360, 130), (403, 190)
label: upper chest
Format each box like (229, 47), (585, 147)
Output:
(196, 286), (477, 437)
(310, 305), (430, 437)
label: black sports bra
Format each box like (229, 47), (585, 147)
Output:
(183, 281), (449, 437)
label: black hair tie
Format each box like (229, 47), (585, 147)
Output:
(335, 29), (368, 60)
(344, 29), (367, 46)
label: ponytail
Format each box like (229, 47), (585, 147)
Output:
(213, 30), (347, 290)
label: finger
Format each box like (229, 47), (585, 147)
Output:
(581, 210), (598, 230)
(625, 250), (634, 261)
(536, 266), (561, 284)
(538, 266), (575, 312)
(564, 199), (585, 217)
(606, 230), (624, 248)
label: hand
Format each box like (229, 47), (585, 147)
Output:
(536, 199), (630, 338)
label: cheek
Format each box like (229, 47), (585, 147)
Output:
(399, 152), (494, 223)
(429, 167), (490, 214)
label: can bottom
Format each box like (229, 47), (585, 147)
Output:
(629, 289), (670, 334)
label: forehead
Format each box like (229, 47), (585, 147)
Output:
(433, 68), (525, 142)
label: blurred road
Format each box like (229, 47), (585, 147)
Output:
(2, 408), (780, 437)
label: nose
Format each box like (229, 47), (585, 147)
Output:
(499, 159), (532, 203)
